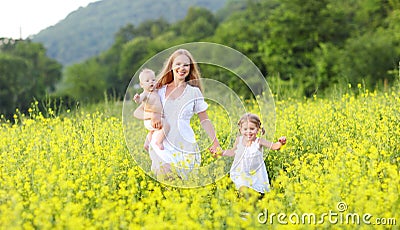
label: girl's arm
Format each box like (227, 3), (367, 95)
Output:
(259, 136), (286, 150)
(222, 136), (239, 157)
(198, 111), (220, 154)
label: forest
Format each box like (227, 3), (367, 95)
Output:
(32, 0), (228, 66)
(1, 0), (399, 116)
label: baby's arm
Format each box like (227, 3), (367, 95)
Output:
(133, 92), (148, 104)
(133, 103), (145, 120)
(221, 136), (240, 157)
(259, 136), (286, 150)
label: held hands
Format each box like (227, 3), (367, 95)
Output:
(208, 140), (221, 157)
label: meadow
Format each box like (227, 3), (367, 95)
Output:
(0, 85), (399, 229)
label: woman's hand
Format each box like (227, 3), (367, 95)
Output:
(198, 111), (221, 155)
(208, 140), (221, 155)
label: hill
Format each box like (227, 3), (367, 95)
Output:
(31, 0), (227, 66)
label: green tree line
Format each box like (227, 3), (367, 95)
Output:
(60, 0), (400, 102)
(0, 39), (62, 117)
(1, 0), (400, 116)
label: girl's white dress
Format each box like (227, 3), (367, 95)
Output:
(148, 85), (208, 179)
(230, 136), (271, 193)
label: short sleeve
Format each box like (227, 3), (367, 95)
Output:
(192, 87), (208, 114)
(157, 86), (166, 104)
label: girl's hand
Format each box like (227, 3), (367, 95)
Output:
(211, 147), (224, 158)
(278, 136), (287, 145)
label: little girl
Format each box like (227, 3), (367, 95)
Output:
(222, 113), (286, 194)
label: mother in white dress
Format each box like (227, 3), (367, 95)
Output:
(149, 49), (220, 181)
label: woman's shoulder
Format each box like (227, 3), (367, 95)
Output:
(186, 85), (203, 96)
(186, 84), (199, 90)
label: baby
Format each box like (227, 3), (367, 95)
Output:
(133, 68), (169, 150)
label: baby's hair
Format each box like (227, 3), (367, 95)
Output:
(237, 113), (266, 135)
(139, 68), (155, 81)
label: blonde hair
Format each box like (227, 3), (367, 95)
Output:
(156, 49), (203, 91)
(238, 113), (266, 135)
(138, 68), (155, 82)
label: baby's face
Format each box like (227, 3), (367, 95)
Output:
(140, 72), (156, 92)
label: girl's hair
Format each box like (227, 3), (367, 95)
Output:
(238, 113), (266, 135)
(156, 49), (203, 91)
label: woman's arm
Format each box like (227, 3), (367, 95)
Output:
(198, 111), (220, 153)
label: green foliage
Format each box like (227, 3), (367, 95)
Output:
(117, 37), (154, 93)
(0, 54), (31, 115)
(257, 0), (398, 96)
(57, 59), (108, 103)
(172, 7), (219, 40)
(0, 39), (62, 116)
(56, 0), (400, 102)
(339, 28), (398, 88)
(32, 0), (228, 66)
(4, 0), (400, 113)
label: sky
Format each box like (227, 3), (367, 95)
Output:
(0, 0), (100, 39)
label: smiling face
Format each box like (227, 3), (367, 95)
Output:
(239, 120), (259, 142)
(172, 54), (191, 82)
(139, 70), (156, 92)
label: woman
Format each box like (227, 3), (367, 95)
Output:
(149, 48), (220, 182)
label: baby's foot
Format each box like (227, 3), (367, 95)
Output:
(155, 142), (164, 150)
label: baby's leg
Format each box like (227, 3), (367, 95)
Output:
(153, 121), (170, 150)
(153, 129), (165, 150)
(144, 132), (152, 151)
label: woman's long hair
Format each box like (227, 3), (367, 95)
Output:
(156, 49), (203, 91)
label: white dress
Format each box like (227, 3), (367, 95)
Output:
(230, 136), (271, 193)
(148, 84), (208, 179)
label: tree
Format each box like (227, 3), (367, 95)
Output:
(58, 59), (108, 103)
(0, 39), (62, 116)
(117, 37), (154, 94)
(173, 7), (219, 40)
(0, 54), (32, 115)
(339, 28), (398, 88)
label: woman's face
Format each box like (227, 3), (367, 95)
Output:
(172, 54), (191, 81)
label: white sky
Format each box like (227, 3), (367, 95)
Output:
(0, 0), (100, 39)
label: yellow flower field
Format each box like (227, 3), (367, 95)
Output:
(0, 89), (399, 229)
